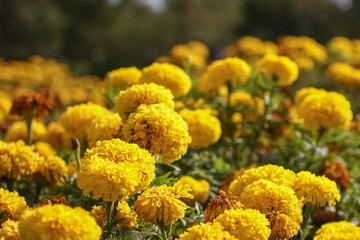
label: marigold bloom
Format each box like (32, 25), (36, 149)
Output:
(59, 102), (112, 142)
(204, 191), (246, 223)
(134, 181), (193, 226)
(256, 54), (299, 86)
(328, 36), (356, 63)
(178, 176), (210, 205)
(294, 87), (326, 107)
(0, 96), (11, 124)
(314, 221), (360, 240)
(296, 90), (353, 129)
(321, 160), (351, 190)
(170, 44), (206, 68)
(0, 220), (20, 240)
(91, 201), (138, 229)
(293, 171), (341, 206)
(214, 208), (271, 240)
(121, 103), (191, 163)
(5, 120), (47, 143)
(229, 92), (265, 121)
(139, 63), (191, 97)
(106, 66), (141, 89)
(34, 141), (56, 157)
(0, 140), (42, 178)
(33, 194), (68, 208)
(46, 121), (66, 148)
(10, 90), (55, 118)
(114, 83), (174, 120)
(179, 109), (221, 148)
(219, 165), (256, 193)
(18, 205), (101, 240)
(178, 222), (236, 240)
(240, 180), (301, 220)
(86, 113), (123, 148)
(327, 62), (360, 88)
(229, 164), (297, 196)
(37, 155), (68, 184)
(78, 139), (155, 201)
(266, 211), (298, 239)
(0, 188), (27, 224)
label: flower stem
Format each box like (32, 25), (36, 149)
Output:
(301, 203), (315, 240)
(25, 115), (33, 145)
(158, 221), (170, 240)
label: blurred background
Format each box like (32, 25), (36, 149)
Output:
(1, 0), (360, 77)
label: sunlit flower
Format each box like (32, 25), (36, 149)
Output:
(106, 66), (141, 89)
(5, 120), (47, 143)
(0, 188), (27, 224)
(178, 222), (236, 240)
(314, 221), (360, 240)
(266, 211), (298, 239)
(178, 176), (210, 205)
(0, 220), (20, 240)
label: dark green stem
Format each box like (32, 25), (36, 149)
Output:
(25, 114), (33, 145)
(34, 182), (43, 204)
(301, 203), (315, 240)
(158, 221), (170, 240)
(6, 178), (15, 191)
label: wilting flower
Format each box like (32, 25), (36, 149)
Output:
(178, 176), (210, 205)
(178, 222), (236, 240)
(18, 204), (101, 240)
(121, 103), (191, 163)
(266, 211), (298, 239)
(0, 220), (20, 240)
(314, 221), (360, 240)
(106, 66), (141, 90)
(114, 83), (174, 120)
(214, 208), (271, 240)
(179, 109), (221, 148)
(204, 191), (246, 223)
(134, 181), (193, 226)
(293, 171), (341, 206)
(33, 194), (68, 208)
(139, 63), (191, 97)
(320, 160), (351, 190)
(0, 188), (28, 224)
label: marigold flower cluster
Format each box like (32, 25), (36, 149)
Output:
(327, 62), (360, 88)
(106, 66), (141, 90)
(170, 41), (209, 69)
(314, 221), (360, 240)
(327, 36), (360, 64)
(178, 176), (210, 205)
(178, 222), (236, 240)
(0, 220), (20, 240)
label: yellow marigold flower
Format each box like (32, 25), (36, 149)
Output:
(170, 44), (206, 68)
(297, 90), (353, 130)
(0, 96), (11, 124)
(256, 54), (299, 86)
(66, 159), (79, 179)
(37, 155), (67, 184)
(267, 211), (298, 239)
(179, 109), (221, 148)
(236, 36), (266, 58)
(0, 188), (27, 224)
(121, 103), (191, 163)
(178, 176), (210, 205)
(34, 141), (56, 157)
(86, 113), (123, 148)
(294, 57), (315, 70)
(114, 83), (174, 120)
(204, 191), (246, 223)
(5, 120), (47, 143)
(328, 36), (355, 62)
(314, 221), (360, 240)
(239, 179), (301, 220)
(293, 171), (341, 206)
(187, 41), (210, 58)
(77, 139), (155, 201)
(198, 57), (250, 92)
(59, 102), (112, 142)
(178, 222), (236, 240)
(90, 201), (138, 229)
(220, 165), (256, 193)
(229, 164), (297, 196)
(134, 181), (193, 226)
(18, 204), (101, 240)
(229, 92), (265, 121)
(139, 63), (191, 97)
(46, 121), (66, 148)
(0, 220), (20, 240)
(294, 87), (326, 107)
(214, 208), (271, 240)
(327, 62), (360, 88)
(106, 66), (141, 89)
(0, 140), (41, 178)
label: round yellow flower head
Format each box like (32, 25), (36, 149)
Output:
(229, 164), (297, 196)
(134, 181), (193, 226)
(327, 62), (360, 88)
(199, 57), (250, 91)
(121, 103), (191, 163)
(256, 54), (299, 86)
(106, 66), (141, 90)
(59, 102), (112, 143)
(139, 62), (191, 97)
(179, 109), (221, 148)
(293, 171), (341, 206)
(114, 83), (175, 120)
(204, 191), (246, 223)
(91, 201), (138, 229)
(187, 41), (210, 58)
(294, 87), (326, 107)
(239, 179), (301, 220)
(220, 165), (257, 193)
(328, 36), (355, 62)
(267, 211), (298, 239)
(77, 139), (155, 201)
(46, 121), (66, 148)
(34, 141), (56, 157)
(5, 120), (47, 143)
(18, 204), (101, 240)
(178, 176), (210, 205)
(0, 140), (42, 178)
(178, 222), (236, 240)
(297, 90), (353, 130)
(0, 188), (27, 224)
(86, 113), (123, 148)
(236, 36), (267, 58)
(314, 221), (360, 240)
(0, 96), (11, 124)
(37, 155), (68, 184)
(214, 208), (271, 240)
(229, 92), (265, 121)
(170, 44), (206, 68)
(0, 220), (20, 240)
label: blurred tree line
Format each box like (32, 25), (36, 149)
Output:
(0, 0), (359, 76)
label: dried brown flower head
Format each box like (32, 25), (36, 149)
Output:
(10, 91), (55, 118)
(320, 160), (351, 190)
(266, 211), (298, 239)
(33, 194), (68, 208)
(204, 191), (246, 223)
(312, 210), (341, 227)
